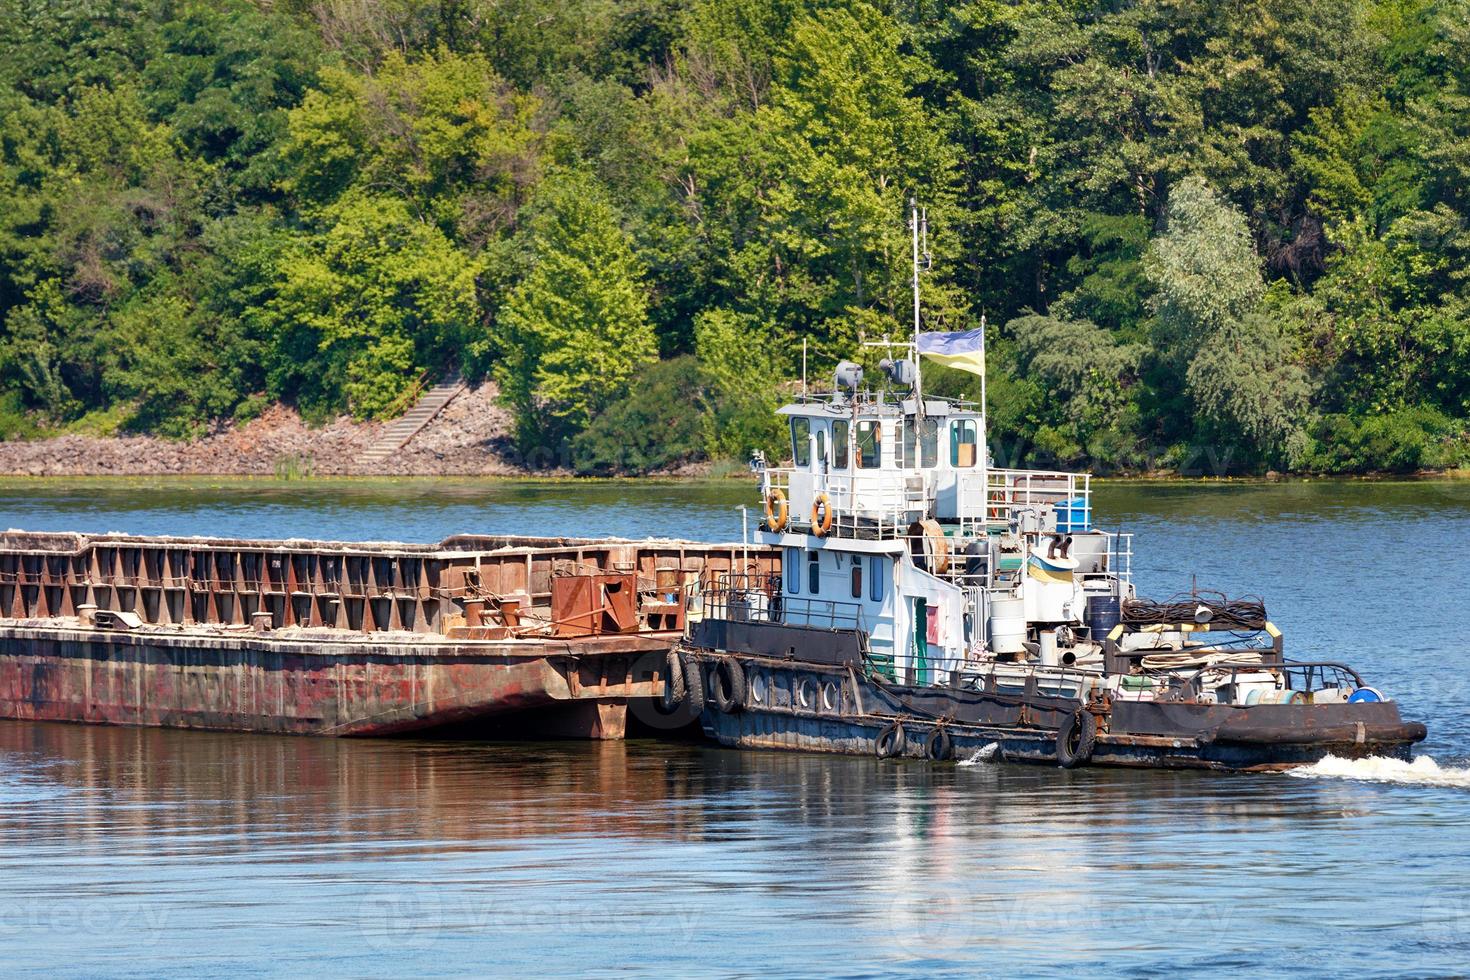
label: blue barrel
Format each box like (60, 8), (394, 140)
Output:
(1087, 594), (1122, 638)
(1056, 497), (1092, 533)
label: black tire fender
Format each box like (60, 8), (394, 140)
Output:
(713, 657), (746, 713)
(1056, 708), (1097, 768)
(875, 721), (907, 759)
(683, 655), (705, 714)
(661, 648), (685, 711)
(925, 726), (953, 761)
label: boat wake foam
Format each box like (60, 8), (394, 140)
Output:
(957, 743), (1001, 766)
(1287, 754), (1470, 789)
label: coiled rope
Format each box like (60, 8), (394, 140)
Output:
(1122, 590), (1268, 631)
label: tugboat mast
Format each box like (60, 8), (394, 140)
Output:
(909, 197), (930, 406)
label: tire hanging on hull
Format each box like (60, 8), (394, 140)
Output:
(713, 657), (746, 713)
(925, 726), (953, 761)
(1056, 708), (1097, 768)
(683, 655), (706, 714)
(876, 721), (907, 759)
(661, 649), (686, 711)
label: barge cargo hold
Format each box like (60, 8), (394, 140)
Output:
(0, 530), (776, 737)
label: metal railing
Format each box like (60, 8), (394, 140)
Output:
(856, 655), (1102, 698)
(1148, 659), (1367, 701)
(958, 468), (1092, 534)
(701, 573), (867, 633)
(762, 467), (926, 537)
(766, 466), (1094, 534)
(1103, 532), (1133, 590)
(959, 661), (1098, 700)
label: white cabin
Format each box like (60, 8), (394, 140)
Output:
(753, 382), (1132, 688)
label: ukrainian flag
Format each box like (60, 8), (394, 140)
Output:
(917, 328), (985, 377)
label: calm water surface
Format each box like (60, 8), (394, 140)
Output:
(1, 477), (1469, 977)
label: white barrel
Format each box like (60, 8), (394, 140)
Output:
(988, 597), (1026, 655)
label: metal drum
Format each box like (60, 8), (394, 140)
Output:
(988, 596), (1026, 655)
(1086, 594), (1122, 638)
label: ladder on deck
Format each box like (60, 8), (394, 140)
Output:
(358, 372), (465, 466)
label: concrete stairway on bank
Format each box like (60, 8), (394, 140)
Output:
(358, 372), (466, 466)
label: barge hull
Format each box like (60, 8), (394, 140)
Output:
(0, 624), (681, 737)
(0, 530), (780, 738)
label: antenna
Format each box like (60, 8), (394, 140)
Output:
(910, 198), (930, 407)
(802, 338), (808, 399)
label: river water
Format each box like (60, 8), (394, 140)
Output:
(1, 477), (1468, 977)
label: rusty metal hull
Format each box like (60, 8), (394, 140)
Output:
(0, 624), (682, 737)
(695, 659), (1425, 772)
(0, 529), (781, 739)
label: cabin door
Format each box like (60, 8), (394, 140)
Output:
(911, 598), (929, 685)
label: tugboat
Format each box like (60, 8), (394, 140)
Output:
(666, 202), (1426, 771)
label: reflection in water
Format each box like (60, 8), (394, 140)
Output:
(3, 721), (1470, 976)
(0, 478), (1469, 974)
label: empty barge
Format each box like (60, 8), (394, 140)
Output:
(0, 530), (775, 738)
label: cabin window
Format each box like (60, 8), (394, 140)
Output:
(903, 417), (939, 468)
(815, 428), (827, 467)
(950, 419), (979, 467)
(785, 547), (801, 594)
(832, 421), (850, 470)
(791, 417), (811, 467)
(807, 550), (821, 595)
(856, 420), (881, 468)
(869, 556), (885, 602)
(850, 562), (863, 599)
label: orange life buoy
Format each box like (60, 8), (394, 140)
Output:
(811, 493), (834, 537)
(764, 489), (789, 532)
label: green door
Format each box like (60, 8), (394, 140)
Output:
(912, 598), (929, 685)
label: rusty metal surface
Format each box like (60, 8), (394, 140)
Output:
(550, 572), (638, 637)
(0, 623), (679, 736)
(0, 530), (780, 738)
(0, 529), (778, 637)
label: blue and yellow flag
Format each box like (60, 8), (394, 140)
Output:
(917, 329), (985, 377)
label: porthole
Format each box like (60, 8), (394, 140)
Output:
(822, 681), (839, 712)
(750, 672), (768, 704)
(797, 677), (816, 709)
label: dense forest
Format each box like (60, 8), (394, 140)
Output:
(2, 0), (1469, 475)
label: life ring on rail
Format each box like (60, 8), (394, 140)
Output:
(1055, 708), (1097, 769)
(811, 493), (834, 537)
(764, 489), (789, 532)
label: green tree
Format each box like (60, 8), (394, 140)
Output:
(1007, 313), (1143, 466)
(1147, 176), (1265, 364)
(282, 49), (540, 243)
(571, 356), (707, 474)
(495, 174), (656, 446)
(1147, 176), (1311, 461)
(693, 307), (787, 461)
(266, 194), (482, 419)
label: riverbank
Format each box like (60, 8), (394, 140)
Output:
(0, 381), (1461, 481)
(0, 382), (614, 478)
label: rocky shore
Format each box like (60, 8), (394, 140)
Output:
(0, 382), (537, 477)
